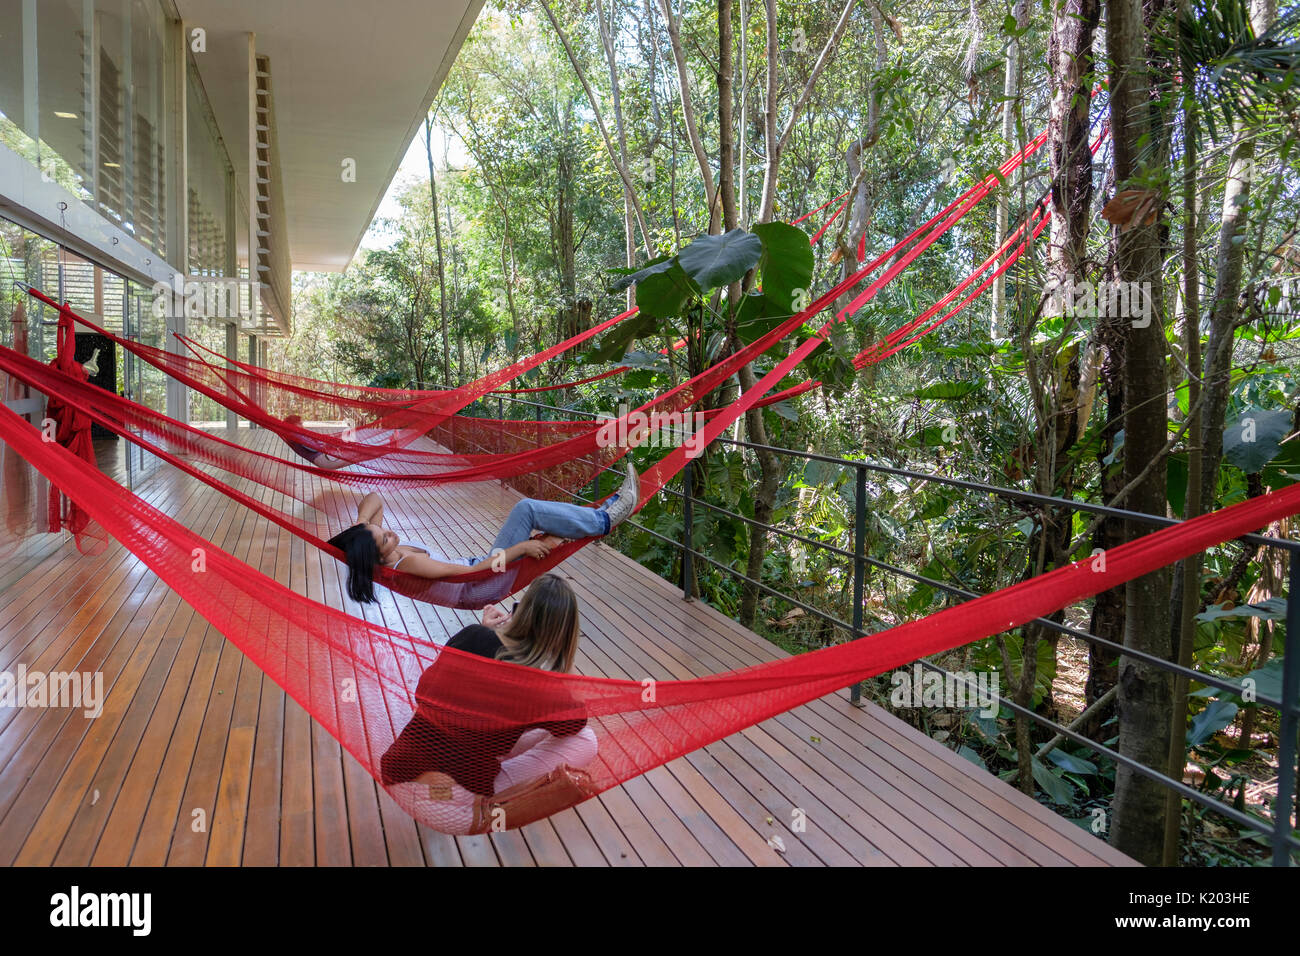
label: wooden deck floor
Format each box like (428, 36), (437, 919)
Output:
(0, 425), (1136, 866)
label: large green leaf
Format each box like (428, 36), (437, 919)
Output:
(1240, 656), (1286, 702)
(634, 262), (699, 319)
(1223, 407), (1293, 473)
(607, 253), (678, 293)
(1167, 452), (1188, 517)
(753, 222), (815, 314)
(1261, 431), (1300, 489)
(587, 310), (662, 364)
(1187, 699), (1238, 749)
(676, 229), (763, 291)
(1047, 749), (1098, 775)
(734, 292), (793, 348)
(1031, 758), (1075, 805)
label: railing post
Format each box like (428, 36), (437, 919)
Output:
(534, 401), (543, 497)
(497, 394), (504, 457)
(681, 457), (695, 600)
(850, 464), (868, 706)
(1273, 550), (1300, 866)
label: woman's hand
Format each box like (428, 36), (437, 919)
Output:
(516, 538), (552, 560)
(482, 605), (511, 629)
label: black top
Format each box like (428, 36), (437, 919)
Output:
(379, 625), (587, 795)
(446, 623), (505, 657)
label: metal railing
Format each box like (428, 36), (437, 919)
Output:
(417, 380), (1300, 866)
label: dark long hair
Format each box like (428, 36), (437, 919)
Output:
(328, 524), (379, 604)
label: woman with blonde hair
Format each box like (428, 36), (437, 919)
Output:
(380, 573), (599, 833)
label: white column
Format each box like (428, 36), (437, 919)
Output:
(163, 16), (189, 424)
(225, 321), (239, 431)
(246, 333), (258, 428)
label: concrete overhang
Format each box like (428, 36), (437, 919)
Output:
(172, 0), (484, 273)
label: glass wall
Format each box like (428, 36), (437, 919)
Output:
(186, 59), (232, 277)
(1, 213), (166, 484)
(0, 1), (36, 163)
(95, 0), (168, 254)
(3, 0), (262, 435)
(0, 0), (170, 258)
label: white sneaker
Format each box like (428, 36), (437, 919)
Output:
(603, 459), (639, 530)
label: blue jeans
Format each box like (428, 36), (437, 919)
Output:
(489, 498), (609, 552)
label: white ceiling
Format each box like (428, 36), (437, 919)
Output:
(172, 0), (484, 272)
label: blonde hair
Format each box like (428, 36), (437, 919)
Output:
(496, 574), (581, 673)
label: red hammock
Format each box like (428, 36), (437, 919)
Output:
(3, 392), (1295, 834)
(26, 119), (1050, 472)
(6, 122), (1060, 612)
(0, 204), (1039, 612)
(17, 150), (977, 491)
(25, 283), (645, 470)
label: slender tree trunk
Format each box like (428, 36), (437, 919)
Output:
(734, 0), (865, 626)
(990, 0), (1031, 340)
(540, 0), (653, 256)
(1163, 12), (1205, 863)
(739, 0), (749, 226)
(556, 147), (578, 345)
(425, 115), (451, 385)
(1198, 0), (1276, 512)
(658, 0), (719, 226)
(719, 0), (777, 624)
(1106, 0), (1175, 868)
(597, 0), (647, 283)
(1016, 0), (1099, 758)
(1086, 309), (1125, 736)
(830, 1), (886, 357)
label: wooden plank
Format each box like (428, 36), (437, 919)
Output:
(9, 470), (231, 865)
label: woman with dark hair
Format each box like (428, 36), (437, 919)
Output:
(380, 573), (599, 833)
(326, 460), (639, 604)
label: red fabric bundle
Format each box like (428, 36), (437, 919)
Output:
(43, 309), (100, 550)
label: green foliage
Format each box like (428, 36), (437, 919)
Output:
(260, 0), (1300, 864)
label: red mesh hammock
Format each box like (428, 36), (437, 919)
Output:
(3, 395), (1296, 834)
(4, 127), (1063, 610)
(24, 285), (645, 472)
(24, 119), (1053, 477)
(2, 183), (1021, 612)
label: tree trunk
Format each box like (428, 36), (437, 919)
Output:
(596, 0), (649, 282)
(1198, 0), (1276, 513)
(425, 115), (451, 385)
(1163, 10), (1206, 864)
(556, 146), (578, 346)
(1106, 0), (1175, 868)
(990, 0), (1031, 340)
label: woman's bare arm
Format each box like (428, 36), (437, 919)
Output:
(389, 539), (548, 580)
(357, 492), (384, 526)
(385, 550), (488, 580)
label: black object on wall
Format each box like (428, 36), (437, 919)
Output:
(74, 333), (118, 441)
